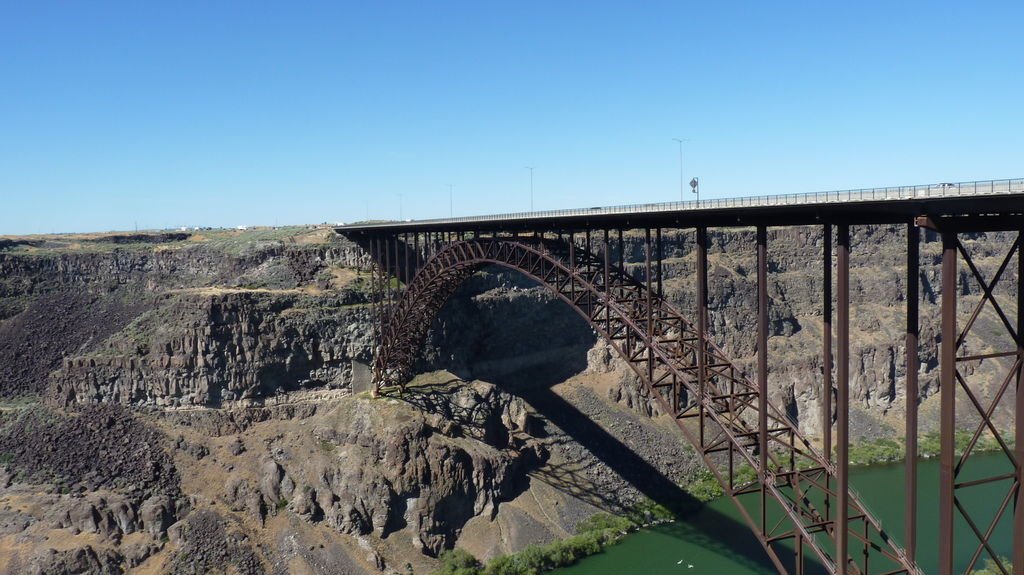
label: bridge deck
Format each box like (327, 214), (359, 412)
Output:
(338, 177), (1024, 233)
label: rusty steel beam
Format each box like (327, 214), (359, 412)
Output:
(939, 232), (957, 575)
(617, 228), (624, 272)
(404, 233), (410, 287)
(905, 222), (920, 565)
(757, 225), (770, 536)
(656, 227), (664, 300)
(697, 226), (709, 447)
(837, 224), (850, 575)
(1017, 230), (1024, 575)
(646, 228), (655, 386)
(823, 223), (833, 524)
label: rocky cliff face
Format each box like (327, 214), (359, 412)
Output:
(0, 404), (184, 574)
(52, 292), (374, 408)
(5, 225), (1018, 434)
(0, 224), (1018, 574)
(216, 382), (544, 557)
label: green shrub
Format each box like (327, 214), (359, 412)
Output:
(574, 512), (633, 535)
(847, 437), (904, 465)
(627, 498), (675, 523)
(434, 549), (483, 575)
(432, 506), (656, 574)
(482, 555), (526, 575)
(684, 467), (723, 502)
(971, 557), (1012, 574)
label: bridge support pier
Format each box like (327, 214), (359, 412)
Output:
(697, 227), (708, 449)
(906, 223), (920, 565)
(757, 226), (770, 538)
(823, 223), (833, 525)
(837, 224), (851, 575)
(1015, 228), (1024, 572)
(939, 231), (956, 575)
(1017, 230), (1024, 575)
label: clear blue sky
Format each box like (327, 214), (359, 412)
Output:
(2, 1), (1021, 234)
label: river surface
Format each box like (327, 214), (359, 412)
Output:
(552, 452), (1014, 575)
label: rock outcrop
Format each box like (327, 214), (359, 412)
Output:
(218, 382), (544, 557)
(52, 292), (374, 408)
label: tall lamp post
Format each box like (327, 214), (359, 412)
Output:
(525, 166), (535, 211)
(672, 138), (688, 201)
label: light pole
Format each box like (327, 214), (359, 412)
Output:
(446, 184), (453, 217)
(672, 138), (688, 202)
(525, 166), (535, 211)
(398, 193), (404, 221)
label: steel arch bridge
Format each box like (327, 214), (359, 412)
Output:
(340, 178), (1024, 575)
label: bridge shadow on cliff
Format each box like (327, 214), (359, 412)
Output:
(399, 379), (826, 574)
(411, 275), (827, 572)
(519, 386), (809, 574)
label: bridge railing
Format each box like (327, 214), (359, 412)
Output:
(341, 177), (1024, 229)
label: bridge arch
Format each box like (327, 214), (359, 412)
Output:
(370, 237), (916, 575)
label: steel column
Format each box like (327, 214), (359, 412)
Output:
(823, 223), (833, 522)
(617, 229), (624, 272)
(836, 224), (850, 575)
(939, 232), (957, 575)
(757, 225), (769, 534)
(656, 227), (663, 300)
(569, 233), (576, 303)
(646, 228), (655, 385)
(603, 231), (611, 336)
(384, 235), (392, 306)
(404, 233), (410, 288)
(905, 223), (920, 564)
(414, 233), (420, 269)
(393, 236), (400, 296)
(1016, 231), (1024, 575)
(697, 227), (708, 447)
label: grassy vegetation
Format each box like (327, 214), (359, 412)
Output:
(846, 431), (1011, 466)
(431, 511), (637, 575)
(0, 225), (337, 257)
(682, 464), (758, 503)
(971, 557), (1013, 574)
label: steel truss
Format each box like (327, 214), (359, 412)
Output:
(935, 229), (1024, 575)
(365, 232), (920, 575)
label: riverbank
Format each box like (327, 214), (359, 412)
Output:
(433, 502), (675, 575)
(434, 436), (1017, 575)
(550, 451), (1015, 575)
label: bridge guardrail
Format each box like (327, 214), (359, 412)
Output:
(340, 178), (1024, 229)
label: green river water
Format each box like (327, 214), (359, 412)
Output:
(552, 452), (1016, 575)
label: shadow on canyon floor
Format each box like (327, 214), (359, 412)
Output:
(397, 379), (825, 574)
(519, 386), (814, 574)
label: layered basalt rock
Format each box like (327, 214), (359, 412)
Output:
(52, 291), (374, 408)
(218, 382), (544, 557)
